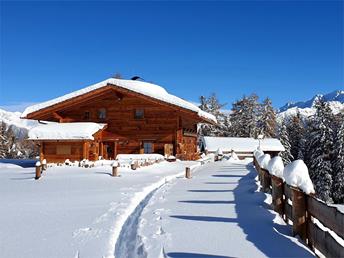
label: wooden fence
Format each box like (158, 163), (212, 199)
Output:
(253, 158), (344, 258)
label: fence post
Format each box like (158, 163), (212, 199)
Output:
(112, 161), (119, 177)
(271, 175), (284, 216)
(185, 167), (191, 179)
(42, 159), (47, 171)
(35, 161), (41, 180)
(291, 187), (307, 242)
(130, 161), (136, 170)
(261, 169), (271, 193)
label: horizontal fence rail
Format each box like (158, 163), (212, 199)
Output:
(253, 157), (344, 258)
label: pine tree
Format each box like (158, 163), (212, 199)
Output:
(287, 110), (305, 160)
(278, 120), (293, 165)
(229, 94), (259, 137)
(198, 94), (228, 136)
(0, 122), (7, 158)
(308, 99), (335, 203)
(259, 97), (277, 138)
(332, 115), (344, 203)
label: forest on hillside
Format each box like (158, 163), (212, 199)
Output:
(198, 94), (344, 204)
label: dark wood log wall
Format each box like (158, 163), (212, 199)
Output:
(34, 88), (200, 160)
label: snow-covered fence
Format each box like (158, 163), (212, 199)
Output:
(253, 156), (344, 258)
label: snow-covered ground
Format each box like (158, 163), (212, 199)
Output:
(137, 160), (315, 258)
(0, 158), (315, 258)
(0, 160), (196, 258)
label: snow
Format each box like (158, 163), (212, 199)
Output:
(0, 108), (37, 130)
(0, 108), (38, 138)
(258, 154), (271, 169)
(0, 160), (196, 258)
(215, 148), (223, 156)
(279, 90), (344, 112)
(283, 160), (315, 194)
(28, 122), (106, 140)
(136, 160), (314, 258)
(230, 151), (239, 160)
(267, 156), (284, 178)
(21, 78), (216, 123)
(254, 149), (264, 159)
(0, 162), (23, 169)
(202, 136), (285, 153)
(116, 154), (165, 164)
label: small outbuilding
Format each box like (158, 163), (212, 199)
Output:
(200, 136), (285, 158)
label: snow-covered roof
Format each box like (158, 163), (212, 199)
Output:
(22, 78), (217, 123)
(202, 136), (285, 152)
(28, 122), (106, 140)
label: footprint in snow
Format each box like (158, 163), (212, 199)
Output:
(72, 227), (92, 238)
(156, 226), (165, 235)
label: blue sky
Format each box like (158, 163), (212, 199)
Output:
(0, 1), (343, 112)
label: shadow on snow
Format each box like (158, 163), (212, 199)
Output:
(166, 252), (234, 258)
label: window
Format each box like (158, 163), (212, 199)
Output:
(56, 145), (71, 155)
(134, 109), (144, 119)
(84, 111), (90, 120)
(143, 142), (153, 154)
(98, 108), (106, 120)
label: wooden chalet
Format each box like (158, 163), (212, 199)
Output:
(22, 78), (216, 163)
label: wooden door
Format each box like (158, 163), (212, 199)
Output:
(164, 144), (174, 157)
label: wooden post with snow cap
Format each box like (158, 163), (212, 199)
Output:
(130, 160), (136, 170)
(112, 161), (119, 177)
(271, 175), (284, 216)
(185, 167), (191, 179)
(291, 186), (307, 242)
(35, 161), (42, 180)
(262, 169), (271, 193)
(41, 159), (47, 171)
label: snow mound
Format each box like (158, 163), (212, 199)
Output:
(258, 154), (270, 169)
(116, 154), (165, 165)
(267, 156), (284, 178)
(216, 148), (223, 156)
(283, 160), (315, 194)
(0, 163), (23, 169)
(230, 151), (239, 160)
(254, 149), (264, 159)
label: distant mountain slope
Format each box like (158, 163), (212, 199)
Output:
(0, 109), (37, 138)
(279, 90), (344, 112)
(278, 90), (344, 122)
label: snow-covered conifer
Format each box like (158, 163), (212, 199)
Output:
(287, 110), (305, 161)
(230, 94), (259, 137)
(198, 94), (228, 136)
(332, 115), (344, 203)
(308, 99), (334, 203)
(259, 97), (277, 138)
(278, 120), (293, 165)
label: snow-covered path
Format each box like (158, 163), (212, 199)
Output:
(138, 160), (315, 258)
(0, 161), (196, 258)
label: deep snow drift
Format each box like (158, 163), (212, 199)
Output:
(0, 160), (196, 258)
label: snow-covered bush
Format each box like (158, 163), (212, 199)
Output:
(267, 156), (284, 178)
(64, 159), (71, 166)
(258, 154), (270, 169)
(283, 160), (315, 194)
